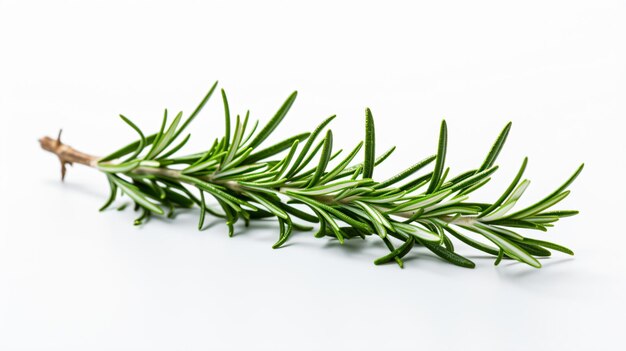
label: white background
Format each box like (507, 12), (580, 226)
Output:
(1, 0), (625, 350)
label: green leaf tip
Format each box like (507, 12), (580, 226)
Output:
(363, 107), (376, 179)
(427, 120), (448, 194)
(247, 91), (298, 149)
(480, 121), (512, 171)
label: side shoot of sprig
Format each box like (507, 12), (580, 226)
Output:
(39, 81), (583, 269)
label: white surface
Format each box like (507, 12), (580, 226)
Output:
(1, 0), (625, 350)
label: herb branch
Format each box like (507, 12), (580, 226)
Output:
(40, 81), (583, 269)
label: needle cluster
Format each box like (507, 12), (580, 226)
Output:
(41, 82), (583, 269)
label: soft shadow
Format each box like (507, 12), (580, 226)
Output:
(197, 218), (223, 232)
(464, 254), (501, 260)
(322, 238), (375, 253)
(44, 179), (105, 200)
(495, 257), (575, 279)
(400, 249), (477, 274)
(231, 220), (280, 237)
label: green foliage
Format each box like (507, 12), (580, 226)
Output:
(94, 82), (582, 269)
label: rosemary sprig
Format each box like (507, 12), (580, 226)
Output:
(39, 82), (583, 269)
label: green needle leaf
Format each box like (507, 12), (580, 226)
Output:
(421, 241), (476, 268)
(393, 222), (440, 242)
(286, 192), (372, 233)
(146, 111), (183, 159)
(222, 113), (250, 167)
(288, 179), (370, 196)
(145, 109), (169, 160)
(467, 224), (541, 268)
(374, 236), (415, 266)
(198, 190), (207, 230)
(307, 130), (333, 188)
(506, 164), (584, 219)
(427, 120), (447, 194)
(221, 89), (231, 149)
(173, 81), (218, 141)
(494, 249), (504, 265)
(98, 160), (141, 173)
(99, 134), (158, 163)
(444, 226), (499, 256)
(244, 192), (289, 220)
(247, 91), (298, 149)
(523, 238), (574, 255)
(279, 202), (320, 223)
(158, 133), (191, 160)
(479, 179), (530, 221)
(286, 115), (335, 178)
(479, 122), (512, 171)
(110, 175), (164, 215)
(479, 157), (528, 218)
(363, 107), (376, 179)
(99, 176), (118, 211)
(117, 115), (146, 162)
(375, 155), (436, 189)
(388, 190), (452, 213)
(507, 190), (571, 220)
(273, 140), (300, 180)
(444, 166), (499, 194)
(354, 200), (391, 238)
(244, 132), (310, 164)
(319, 141), (364, 185)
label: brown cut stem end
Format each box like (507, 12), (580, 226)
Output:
(39, 130), (98, 181)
